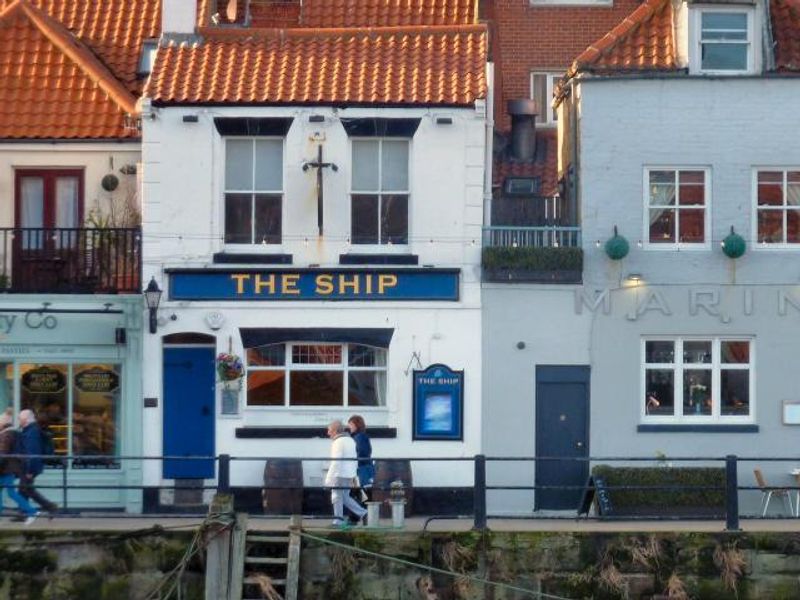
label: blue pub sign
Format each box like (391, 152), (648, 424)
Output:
(413, 364), (464, 441)
(168, 268), (460, 301)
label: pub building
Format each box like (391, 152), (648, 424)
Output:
(138, 1), (489, 512)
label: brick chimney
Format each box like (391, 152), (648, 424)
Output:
(162, 0), (197, 34)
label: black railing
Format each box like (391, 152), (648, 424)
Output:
(0, 227), (141, 294)
(10, 453), (800, 532)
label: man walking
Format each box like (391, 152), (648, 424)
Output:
(325, 420), (367, 527)
(0, 410), (38, 524)
(16, 409), (58, 515)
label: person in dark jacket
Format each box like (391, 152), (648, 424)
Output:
(0, 410), (37, 523)
(348, 415), (375, 503)
(16, 409), (58, 515)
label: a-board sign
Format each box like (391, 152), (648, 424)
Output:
(576, 475), (614, 517)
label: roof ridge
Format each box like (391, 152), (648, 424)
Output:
(1, 0), (138, 115)
(197, 23), (487, 40)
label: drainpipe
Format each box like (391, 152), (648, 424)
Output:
(483, 62), (495, 233)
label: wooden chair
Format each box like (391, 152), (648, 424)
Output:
(754, 469), (794, 517)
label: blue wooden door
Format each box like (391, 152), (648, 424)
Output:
(163, 346), (216, 478)
(535, 366), (590, 510)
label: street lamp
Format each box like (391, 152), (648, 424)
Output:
(144, 277), (162, 334)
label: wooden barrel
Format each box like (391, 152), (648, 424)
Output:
(372, 459), (414, 517)
(262, 459), (303, 515)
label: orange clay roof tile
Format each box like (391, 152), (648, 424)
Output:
(147, 25), (487, 106)
(771, 0), (800, 73)
(493, 129), (558, 198)
(0, 0), (147, 139)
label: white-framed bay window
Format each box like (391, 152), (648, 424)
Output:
(644, 167), (710, 248)
(642, 337), (753, 423)
(530, 72), (560, 126)
(351, 138), (409, 245)
(691, 8), (754, 74)
(754, 169), (800, 246)
(246, 343), (387, 407)
(224, 138), (283, 245)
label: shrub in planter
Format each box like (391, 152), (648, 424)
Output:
(591, 465), (725, 517)
(483, 246), (582, 273)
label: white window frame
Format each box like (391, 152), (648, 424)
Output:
(529, 72), (561, 127)
(643, 167), (711, 250)
(752, 167), (800, 249)
(245, 342), (389, 410)
(349, 137), (411, 248)
(641, 337), (755, 425)
(223, 136), (284, 248)
(690, 7), (755, 75)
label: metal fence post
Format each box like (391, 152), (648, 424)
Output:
(473, 454), (487, 530)
(218, 454), (231, 494)
(725, 454), (740, 531)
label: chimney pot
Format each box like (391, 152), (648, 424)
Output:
(507, 99), (538, 162)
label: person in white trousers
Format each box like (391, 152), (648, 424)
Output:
(325, 420), (367, 527)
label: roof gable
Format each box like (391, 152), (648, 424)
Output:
(0, 0), (139, 138)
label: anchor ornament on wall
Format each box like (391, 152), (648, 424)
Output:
(302, 144), (338, 236)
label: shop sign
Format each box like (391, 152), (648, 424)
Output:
(74, 368), (120, 394)
(21, 366), (66, 394)
(169, 268), (460, 301)
(413, 364), (464, 441)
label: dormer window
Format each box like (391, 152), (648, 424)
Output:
(137, 40), (158, 76)
(692, 9), (754, 74)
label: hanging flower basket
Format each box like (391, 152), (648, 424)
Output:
(216, 352), (244, 382)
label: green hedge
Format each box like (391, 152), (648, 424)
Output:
(592, 465), (725, 515)
(482, 246), (583, 271)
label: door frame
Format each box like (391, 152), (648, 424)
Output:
(534, 365), (591, 511)
(14, 168), (85, 228)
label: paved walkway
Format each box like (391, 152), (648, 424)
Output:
(2, 515), (800, 533)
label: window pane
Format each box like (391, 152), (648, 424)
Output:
(788, 210), (800, 244)
(683, 341), (712, 363)
(721, 370), (749, 416)
(20, 364), (68, 465)
(348, 345), (387, 367)
(290, 371), (343, 406)
(532, 74), (547, 120)
(678, 209), (705, 243)
(55, 177), (80, 228)
(649, 171), (676, 205)
(20, 176), (44, 228)
(225, 140), (253, 190)
(381, 141), (409, 191)
(72, 364), (121, 468)
(549, 75), (558, 121)
(645, 369), (674, 415)
(254, 194), (281, 244)
(254, 140), (283, 191)
(702, 43), (748, 70)
(247, 345), (285, 366)
(247, 370), (285, 406)
(678, 173), (705, 205)
(721, 341), (749, 364)
(757, 210), (783, 243)
(381, 194), (409, 244)
(788, 176), (800, 206)
(352, 194), (379, 244)
(292, 345), (342, 365)
(348, 371), (386, 406)
(683, 370), (712, 416)
(0, 363), (13, 414)
(646, 341), (674, 363)
(702, 12), (748, 38)
(649, 208), (675, 243)
(352, 141), (379, 191)
(757, 172), (783, 206)
(224, 193), (252, 244)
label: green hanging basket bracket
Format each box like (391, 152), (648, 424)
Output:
(722, 226), (746, 259)
(604, 226), (630, 260)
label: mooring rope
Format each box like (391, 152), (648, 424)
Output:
(298, 530), (575, 600)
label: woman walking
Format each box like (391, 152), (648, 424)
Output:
(348, 415), (375, 503)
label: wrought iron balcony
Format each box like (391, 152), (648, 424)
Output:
(0, 228), (141, 294)
(482, 226), (583, 284)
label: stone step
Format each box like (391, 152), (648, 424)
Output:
(245, 556), (288, 565)
(247, 535), (289, 543)
(243, 577), (286, 586)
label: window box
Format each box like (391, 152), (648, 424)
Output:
(482, 246), (582, 283)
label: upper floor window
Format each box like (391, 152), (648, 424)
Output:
(224, 138), (283, 245)
(643, 338), (752, 423)
(246, 343), (387, 407)
(137, 40), (158, 76)
(755, 169), (800, 245)
(530, 72), (559, 127)
(645, 168), (709, 248)
(351, 139), (409, 245)
(693, 9), (753, 74)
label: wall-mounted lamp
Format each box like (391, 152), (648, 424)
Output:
(626, 273), (643, 283)
(182, 114), (199, 123)
(144, 277), (163, 334)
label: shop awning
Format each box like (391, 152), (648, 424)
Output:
(240, 328), (394, 349)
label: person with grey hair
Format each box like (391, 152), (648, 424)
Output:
(15, 409), (58, 515)
(324, 420), (366, 527)
(0, 409), (38, 524)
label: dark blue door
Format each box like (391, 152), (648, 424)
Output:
(535, 366), (590, 510)
(163, 346), (216, 478)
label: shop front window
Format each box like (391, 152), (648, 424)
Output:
(18, 363), (121, 469)
(0, 363), (12, 414)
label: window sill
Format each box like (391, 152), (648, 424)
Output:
(235, 426), (397, 439)
(637, 424), (758, 433)
(642, 244), (711, 251)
